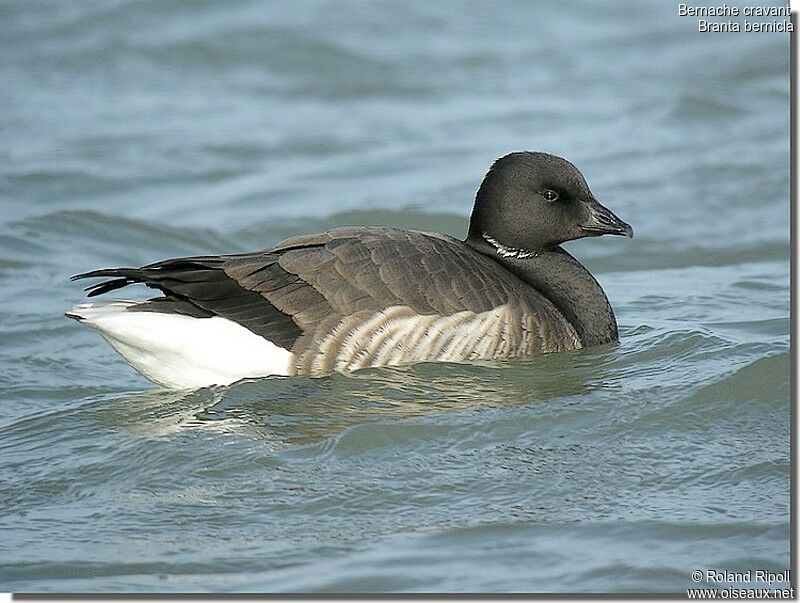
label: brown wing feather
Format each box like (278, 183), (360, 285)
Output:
(73, 227), (578, 372)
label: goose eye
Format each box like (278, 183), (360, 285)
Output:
(542, 189), (559, 202)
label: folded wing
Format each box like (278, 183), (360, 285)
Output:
(73, 227), (580, 375)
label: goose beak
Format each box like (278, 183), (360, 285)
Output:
(580, 200), (633, 238)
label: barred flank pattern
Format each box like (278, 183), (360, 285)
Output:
(293, 302), (579, 377)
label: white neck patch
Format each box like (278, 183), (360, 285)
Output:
(481, 232), (536, 259)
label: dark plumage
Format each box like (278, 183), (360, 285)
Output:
(70, 151), (633, 385)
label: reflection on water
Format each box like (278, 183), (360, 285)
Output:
(100, 347), (617, 446)
(92, 387), (228, 437)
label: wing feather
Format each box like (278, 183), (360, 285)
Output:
(72, 226), (576, 366)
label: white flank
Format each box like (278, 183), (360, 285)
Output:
(68, 302), (292, 389)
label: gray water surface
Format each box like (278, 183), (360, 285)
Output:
(0, 0), (791, 593)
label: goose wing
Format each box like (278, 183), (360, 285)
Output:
(73, 227), (578, 373)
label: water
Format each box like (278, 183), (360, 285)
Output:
(0, 0), (790, 593)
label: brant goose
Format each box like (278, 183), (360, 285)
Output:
(68, 152), (633, 389)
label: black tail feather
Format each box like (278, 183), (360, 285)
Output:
(85, 278), (136, 297)
(71, 268), (148, 297)
(71, 268), (143, 281)
(69, 255), (304, 349)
